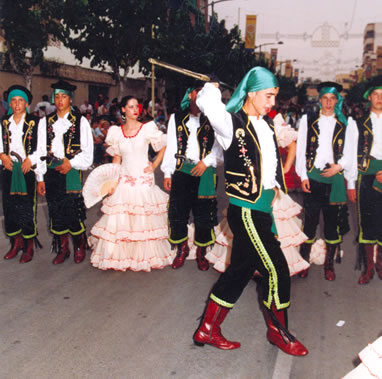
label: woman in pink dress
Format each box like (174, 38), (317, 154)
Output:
(206, 114), (310, 276)
(88, 96), (174, 271)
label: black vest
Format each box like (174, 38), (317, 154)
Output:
(45, 110), (82, 159)
(356, 113), (374, 172)
(305, 112), (346, 172)
(1, 113), (40, 156)
(174, 110), (215, 170)
(224, 109), (286, 204)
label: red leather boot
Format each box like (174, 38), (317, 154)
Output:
(324, 243), (337, 281)
(171, 241), (189, 269)
(73, 233), (87, 264)
(196, 246), (209, 271)
(359, 244), (375, 284)
(193, 300), (241, 350)
(375, 245), (382, 280)
(265, 303), (308, 356)
(52, 234), (71, 265)
(4, 234), (24, 260)
(298, 243), (312, 278)
(19, 238), (34, 263)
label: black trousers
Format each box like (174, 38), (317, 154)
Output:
(302, 179), (343, 244)
(210, 204), (290, 311)
(2, 169), (37, 238)
(168, 170), (217, 246)
(45, 168), (86, 235)
(358, 174), (382, 244)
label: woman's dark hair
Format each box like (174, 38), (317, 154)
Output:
(120, 95), (138, 113)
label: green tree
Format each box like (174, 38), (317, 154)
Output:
(63, 0), (168, 98)
(139, 7), (262, 104)
(276, 75), (297, 102)
(0, 0), (83, 90)
(346, 81), (367, 105)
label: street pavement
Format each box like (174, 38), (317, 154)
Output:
(1, 167), (382, 379)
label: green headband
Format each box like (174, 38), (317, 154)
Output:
(7, 89), (30, 115)
(180, 87), (195, 111)
(226, 67), (279, 113)
(319, 87), (347, 126)
(51, 89), (73, 103)
(363, 86), (382, 100)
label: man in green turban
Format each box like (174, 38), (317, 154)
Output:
(347, 75), (382, 284)
(161, 80), (223, 271)
(296, 81), (356, 281)
(192, 67), (308, 357)
(0, 85), (45, 263)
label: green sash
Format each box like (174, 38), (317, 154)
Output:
(359, 159), (382, 192)
(229, 188), (277, 235)
(48, 160), (82, 193)
(307, 167), (346, 204)
(10, 161), (27, 195)
(179, 161), (216, 198)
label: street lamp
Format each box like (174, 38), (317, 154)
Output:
(254, 41), (284, 55)
(201, 0), (234, 15)
(277, 59), (298, 76)
(200, 0), (235, 31)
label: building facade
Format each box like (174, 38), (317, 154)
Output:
(363, 23), (382, 79)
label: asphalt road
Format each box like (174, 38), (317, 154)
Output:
(0, 167), (381, 379)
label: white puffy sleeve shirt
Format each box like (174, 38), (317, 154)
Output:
(296, 114), (356, 185)
(0, 114), (46, 182)
(161, 111), (223, 178)
(38, 112), (94, 173)
(197, 83), (279, 189)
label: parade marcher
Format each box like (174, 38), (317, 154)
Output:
(192, 67), (308, 356)
(87, 95), (174, 272)
(161, 82), (223, 271)
(347, 75), (382, 284)
(37, 80), (94, 264)
(296, 81), (355, 280)
(205, 113), (310, 276)
(0, 85), (44, 263)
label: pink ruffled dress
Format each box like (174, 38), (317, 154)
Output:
(205, 114), (310, 276)
(89, 122), (174, 272)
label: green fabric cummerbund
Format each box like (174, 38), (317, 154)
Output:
(10, 161), (27, 195)
(229, 188), (278, 235)
(307, 167), (346, 204)
(179, 161), (216, 198)
(359, 159), (382, 192)
(48, 160), (82, 193)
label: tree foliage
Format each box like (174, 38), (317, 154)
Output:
(1, 0), (272, 101)
(139, 6), (263, 102)
(63, 0), (168, 96)
(275, 75), (297, 101)
(0, 0), (84, 90)
(345, 81), (368, 105)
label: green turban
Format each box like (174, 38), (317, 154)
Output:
(226, 67), (279, 113)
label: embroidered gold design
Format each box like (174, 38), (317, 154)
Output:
(248, 165), (257, 194)
(226, 183), (250, 196)
(235, 128), (245, 138)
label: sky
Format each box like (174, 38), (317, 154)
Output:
(213, 0), (382, 80)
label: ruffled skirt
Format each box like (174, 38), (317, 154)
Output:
(89, 181), (174, 272)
